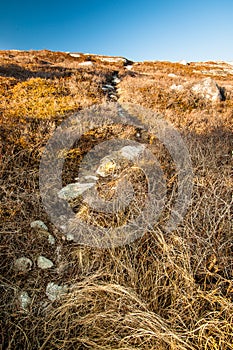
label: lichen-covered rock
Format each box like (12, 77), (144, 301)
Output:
(18, 291), (31, 311)
(37, 256), (54, 269)
(30, 220), (48, 231)
(15, 257), (32, 273)
(98, 56), (127, 64)
(46, 282), (68, 301)
(191, 77), (222, 102)
(48, 234), (55, 245)
(58, 182), (95, 201)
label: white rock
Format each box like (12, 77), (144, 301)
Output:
(179, 60), (187, 65)
(170, 84), (184, 91)
(191, 77), (222, 102)
(66, 233), (74, 241)
(113, 76), (121, 84)
(110, 94), (118, 100)
(19, 291), (31, 311)
(168, 73), (177, 78)
(103, 84), (114, 89)
(119, 145), (145, 160)
(125, 65), (133, 70)
(30, 220), (48, 231)
(37, 256), (54, 269)
(98, 57), (127, 64)
(15, 257), (33, 272)
(48, 234), (55, 245)
(83, 175), (99, 181)
(69, 53), (81, 58)
(46, 282), (68, 301)
(58, 182), (95, 201)
(78, 61), (93, 67)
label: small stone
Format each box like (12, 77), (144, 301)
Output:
(99, 56), (126, 64)
(15, 257), (32, 273)
(37, 256), (54, 269)
(66, 233), (74, 241)
(69, 53), (81, 58)
(31, 220), (48, 231)
(19, 291), (31, 311)
(78, 61), (93, 67)
(125, 65), (133, 70)
(179, 59), (187, 65)
(170, 84), (184, 91)
(103, 84), (114, 89)
(46, 282), (68, 301)
(82, 175), (99, 181)
(110, 94), (118, 100)
(48, 234), (55, 245)
(58, 182), (95, 201)
(113, 76), (121, 84)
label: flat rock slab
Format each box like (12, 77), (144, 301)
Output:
(58, 182), (95, 201)
(37, 256), (54, 269)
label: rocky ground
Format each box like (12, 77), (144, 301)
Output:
(0, 50), (232, 349)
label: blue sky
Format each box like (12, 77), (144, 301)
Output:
(1, 0), (233, 62)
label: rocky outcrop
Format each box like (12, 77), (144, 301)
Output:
(191, 77), (223, 102)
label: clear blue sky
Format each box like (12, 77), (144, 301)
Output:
(1, 0), (233, 62)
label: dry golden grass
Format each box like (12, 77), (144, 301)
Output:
(118, 61), (233, 134)
(0, 50), (232, 350)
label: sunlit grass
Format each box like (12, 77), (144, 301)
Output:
(0, 50), (232, 350)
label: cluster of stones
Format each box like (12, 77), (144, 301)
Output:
(14, 220), (68, 311)
(58, 144), (146, 201)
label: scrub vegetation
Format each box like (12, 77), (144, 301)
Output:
(0, 50), (232, 349)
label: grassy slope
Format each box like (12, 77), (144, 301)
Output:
(0, 50), (232, 350)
